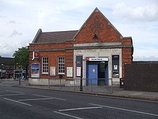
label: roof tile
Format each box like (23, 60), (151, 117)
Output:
(35, 30), (78, 43)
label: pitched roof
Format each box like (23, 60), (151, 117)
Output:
(32, 8), (124, 44)
(73, 7), (123, 40)
(32, 30), (78, 44)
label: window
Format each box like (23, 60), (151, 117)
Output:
(42, 57), (48, 74)
(58, 57), (65, 74)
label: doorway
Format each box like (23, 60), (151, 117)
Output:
(98, 62), (108, 85)
(86, 61), (108, 85)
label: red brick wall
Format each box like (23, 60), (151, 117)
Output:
(74, 12), (122, 44)
(29, 50), (68, 79)
(125, 64), (158, 92)
(29, 42), (74, 79)
(29, 43), (68, 50)
(122, 48), (133, 77)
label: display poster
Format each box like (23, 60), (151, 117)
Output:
(114, 65), (118, 70)
(67, 67), (73, 77)
(76, 67), (81, 77)
(50, 66), (56, 76)
(31, 63), (40, 78)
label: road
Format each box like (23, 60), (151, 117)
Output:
(0, 85), (158, 119)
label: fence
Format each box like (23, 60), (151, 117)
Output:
(1, 78), (119, 94)
(45, 78), (114, 94)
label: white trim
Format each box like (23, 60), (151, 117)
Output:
(58, 73), (65, 75)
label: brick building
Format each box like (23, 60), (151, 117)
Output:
(29, 8), (133, 86)
(0, 56), (15, 79)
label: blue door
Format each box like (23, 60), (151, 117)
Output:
(87, 64), (98, 85)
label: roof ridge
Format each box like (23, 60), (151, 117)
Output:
(42, 30), (78, 33)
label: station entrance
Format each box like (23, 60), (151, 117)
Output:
(86, 60), (108, 86)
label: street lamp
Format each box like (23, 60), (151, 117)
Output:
(80, 60), (83, 91)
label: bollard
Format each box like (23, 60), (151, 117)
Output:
(19, 77), (21, 85)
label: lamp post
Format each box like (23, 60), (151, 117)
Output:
(80, 60), (83, 91)
(16, 63), (22, 85)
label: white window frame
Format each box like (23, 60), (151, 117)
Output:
(58, 57), (65, 74)
(42, 57), (48, 74)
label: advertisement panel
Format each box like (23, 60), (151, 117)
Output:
(31, 63), (40, 78)
(50, 66), (56, 76)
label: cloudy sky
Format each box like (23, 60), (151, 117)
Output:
(0, 0), (158, 61)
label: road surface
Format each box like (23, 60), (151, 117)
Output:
(0, 85), (158, 119)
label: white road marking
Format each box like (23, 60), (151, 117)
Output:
(4, 98), (32, 106)
(19, 97), (56, 101)
(0, 93), (25, 97)
(0, 90), (24, 96)
(89, 103), (158, 117)
(32, 94), (66, 100)
(6, 90), (24, 94)
(32, 94), (52, 98)
(54, 111), (83, 119)
(18, 94), (66, 102)
(59, 106), (102, 112)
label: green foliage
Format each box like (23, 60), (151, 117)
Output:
(13, 46), (29, 69)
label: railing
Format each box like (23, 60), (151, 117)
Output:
(0, 78), (120, 94)
(47, 78), (114, 94)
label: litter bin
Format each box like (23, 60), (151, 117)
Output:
(120, 78), (124, 88)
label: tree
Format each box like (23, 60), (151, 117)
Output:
(13, 46), (29, 79)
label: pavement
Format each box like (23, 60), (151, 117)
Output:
(1, 79), (158, 102)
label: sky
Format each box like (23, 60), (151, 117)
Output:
(0, 0), (158, 61)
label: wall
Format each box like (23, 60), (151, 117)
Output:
(28, 78), (66, 86)
(124, 63), (158, 92)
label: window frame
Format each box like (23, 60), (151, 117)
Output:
(42, 57), (49, 74)
(58, 56), (65, 75)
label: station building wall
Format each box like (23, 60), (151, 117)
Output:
(28, 8), (133, 86)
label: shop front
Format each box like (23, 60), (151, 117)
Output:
(74, 48), (122, 86)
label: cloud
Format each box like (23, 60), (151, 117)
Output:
(9, 20), (16, 24)
(112, 2), (158, 22)
(0, 39), (14, 57)
(133, 46), (158, 61)
(134, 56), (158, 61)
(0, 0), (158, 61)
(0, 15), (7, 18)
(10, 30), (22, 37)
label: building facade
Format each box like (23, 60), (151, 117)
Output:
(29, 8), (133, 86)
(0, 56), (15, 79)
